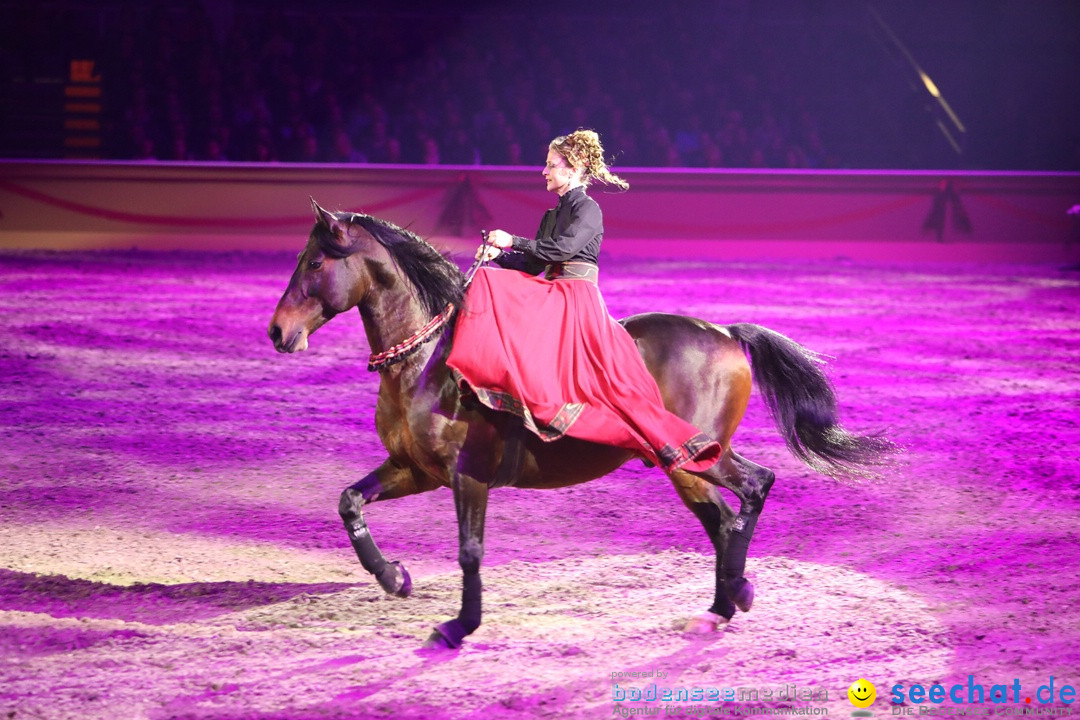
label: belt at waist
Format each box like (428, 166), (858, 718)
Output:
(544, 261), (598, 282)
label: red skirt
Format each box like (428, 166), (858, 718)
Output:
(446, 267), (722, 473)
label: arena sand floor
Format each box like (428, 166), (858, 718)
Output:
(1, 247), (1078, 719)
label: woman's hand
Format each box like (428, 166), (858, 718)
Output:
(487, 229), (514, 248)
(476, 244), (502, 261)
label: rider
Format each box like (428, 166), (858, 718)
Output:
(446, 129), (724, 475)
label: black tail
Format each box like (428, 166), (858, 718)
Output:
(726, 323), (898, 479)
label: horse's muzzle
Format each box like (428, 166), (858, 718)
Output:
(268, 322), (308, 353)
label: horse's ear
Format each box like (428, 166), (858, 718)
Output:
(311, 197), (349, 240)
(311, 197), (334, 228)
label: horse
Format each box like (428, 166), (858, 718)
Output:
(268, 200), (894, 649)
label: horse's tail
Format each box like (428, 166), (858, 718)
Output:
(725, 323), (898, 479)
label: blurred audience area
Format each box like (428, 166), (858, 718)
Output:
(2, 0), (1078, 170)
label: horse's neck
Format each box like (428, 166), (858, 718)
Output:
(371, 312), (456, 439)
(371, 332), (458, 467)
(358, 284), (427, 354)
(362, 279), (459, 455)
(355, 257), (455, 387)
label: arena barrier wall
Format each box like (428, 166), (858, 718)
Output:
(1, 161), (1078, 263)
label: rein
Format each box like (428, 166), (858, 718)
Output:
(462, 230), (493, 287)
(366, 231), (493, 372)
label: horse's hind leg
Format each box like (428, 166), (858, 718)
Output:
(338, 459), (442, 597)
(694, 452), (776, 611)
(668, 469), (742, 632)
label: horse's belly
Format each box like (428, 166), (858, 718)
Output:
(514, 437), (637, 489)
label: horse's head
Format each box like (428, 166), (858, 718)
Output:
(268, 199), (465, 355)
(268, 199), (379, 353)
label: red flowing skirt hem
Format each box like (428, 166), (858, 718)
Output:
(446, 267), (721, 473)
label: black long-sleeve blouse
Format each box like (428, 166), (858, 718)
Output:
(495, 186), (602, 273)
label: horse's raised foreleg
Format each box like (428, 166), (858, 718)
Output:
(668, 469), (743, 632)
(694, 452), (776, 612)
(338, 460), (441, 597)
(425, 469), (489, 649)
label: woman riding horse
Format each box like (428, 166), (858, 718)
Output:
(268, 136), (892, 648)
(448, 129), (726, 476)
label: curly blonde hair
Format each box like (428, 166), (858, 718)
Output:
(550, 129), (629, 190)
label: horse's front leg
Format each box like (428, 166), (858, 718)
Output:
(424, 466), (489, 649)
(339, 459), (442, 597)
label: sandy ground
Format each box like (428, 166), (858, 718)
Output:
(1, 248), (1078, 720)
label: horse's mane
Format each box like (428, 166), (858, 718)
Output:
(315, 213), (465, 317)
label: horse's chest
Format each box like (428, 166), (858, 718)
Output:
(376, 399), (461, 479)
(375, 405), (414, 458)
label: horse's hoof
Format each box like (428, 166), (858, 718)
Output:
(377, 560), (412, 598)
(683, 611), (728, 634)
(730, 577), (755, 612)
(423, 620), (465, 649)
(422, 630), (456, 650)
(392, 562), (412, 598)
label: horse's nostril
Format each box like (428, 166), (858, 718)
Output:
(269, 324), (282, 343)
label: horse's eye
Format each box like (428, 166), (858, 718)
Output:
(308, 260), (323, 270)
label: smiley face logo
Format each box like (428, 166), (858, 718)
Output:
(848, 679), (877, 708)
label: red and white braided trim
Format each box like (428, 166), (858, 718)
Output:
(367, 302), (456, 371)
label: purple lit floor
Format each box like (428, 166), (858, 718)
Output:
(1, 249), (1078, 719)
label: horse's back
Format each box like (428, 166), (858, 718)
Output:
(620, 312), (752, 446)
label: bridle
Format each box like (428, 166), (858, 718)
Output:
(367, 231), (493, 372)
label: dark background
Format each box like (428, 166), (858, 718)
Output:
(2, 0), (1078, 170)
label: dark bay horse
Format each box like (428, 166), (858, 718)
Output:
(268, 201), (893, 649)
